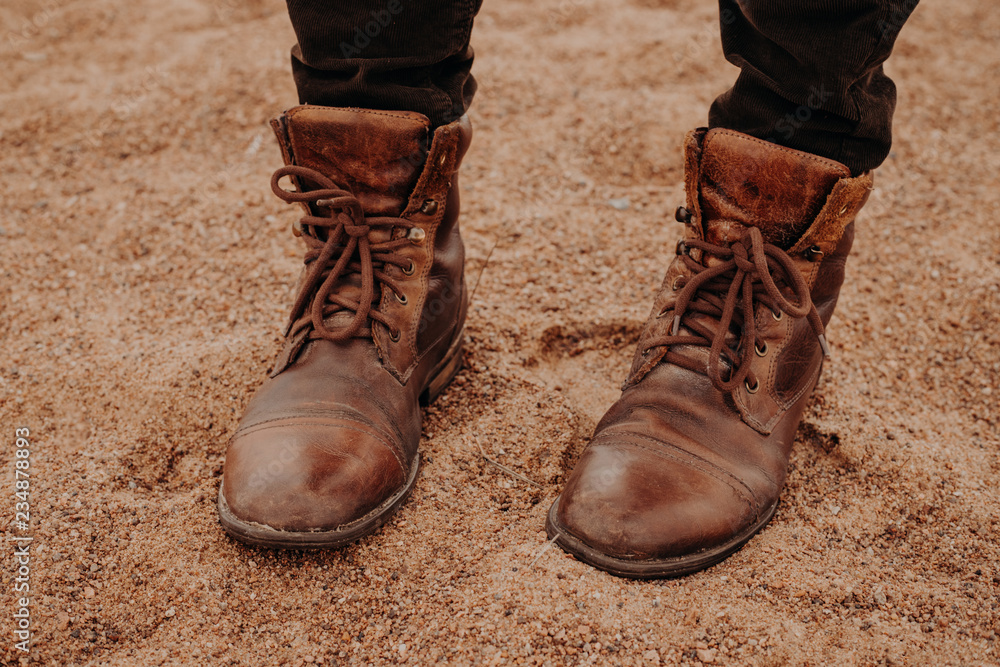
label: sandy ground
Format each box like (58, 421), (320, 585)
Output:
(1, 0), (999, 664)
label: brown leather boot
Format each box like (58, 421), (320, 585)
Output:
(219, 106), (471, 548)
(546, 128), (873, 578)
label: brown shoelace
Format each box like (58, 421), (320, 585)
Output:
(642, 226), (829, 394)
(272, 165), (417, 342)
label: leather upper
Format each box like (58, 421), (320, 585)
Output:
(278, 106), (430, 216)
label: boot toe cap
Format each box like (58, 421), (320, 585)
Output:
(553, 440), (758, 562)
(220, 418), (408, 533)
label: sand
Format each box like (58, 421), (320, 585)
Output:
(1, 0), (998, 664)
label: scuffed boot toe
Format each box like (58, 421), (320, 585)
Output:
(219, 419), (416, 548)
(546, 440), (773, 579)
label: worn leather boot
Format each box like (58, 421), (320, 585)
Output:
(219, 106), (471, 548)
(547, 128), (873, 578)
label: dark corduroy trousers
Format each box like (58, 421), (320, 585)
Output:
(284, 0), (918, 175)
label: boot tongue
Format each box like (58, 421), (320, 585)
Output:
(283, 106), (431, 216)
(697, 129), (850, 250)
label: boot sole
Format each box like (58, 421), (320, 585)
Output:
(544, 496), (778, 579)
(218, 335), (464, 550)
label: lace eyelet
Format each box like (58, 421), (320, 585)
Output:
(745, 378), (760, 394)
(395, 292), (408, 305)
(408, 228), (426, 244)
(755, 341), (768, 357)
(671, 276), (684, 291)
(420, 199), (439, 216)
(291, 220), (303, 237)
(675, 206), (692, 223)
(804, 245), (824, 262)
(771, 309), (783, 322)
(402, 261), (415, 276)
(388, 329), (401, 343)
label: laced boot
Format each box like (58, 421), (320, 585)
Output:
(219, 106), (471, 548)
(547, 128), (873, 578)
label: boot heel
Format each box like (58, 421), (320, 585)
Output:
(421, 335), (464, 406)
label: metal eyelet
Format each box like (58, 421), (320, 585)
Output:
(291, 220), (303, 237)
(672, 276), (684, 291)
(804, 245), (824, 262)
(675, 206), (692, 223)
(771, 309), (783, 322)
(675, 239), (688, 256)
(755, 341), (768, 357)
(420, 199), (438, 215)
(388, 329), (401, 343)
(407, 228), (426, 244)
(395, 292), (408, 305)
(745, 378), (760, 394)
(402, 261), (415, 276)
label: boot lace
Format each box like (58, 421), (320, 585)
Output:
(642, 226), (829, 394)
(271, 165), (417, 342)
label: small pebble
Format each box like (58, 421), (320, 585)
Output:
(697, 648), (718, 663)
